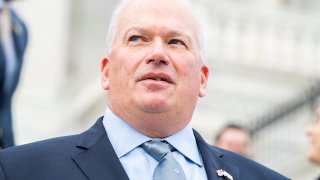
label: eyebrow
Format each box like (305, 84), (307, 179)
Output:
(124, 27), (149, 37)
(124, 26), (192, 42)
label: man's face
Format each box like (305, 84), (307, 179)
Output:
(101, 0), (208, 135)
(216, 128), (252, 157)
(306, 107), (320, 164)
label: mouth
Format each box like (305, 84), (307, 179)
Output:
(139, 73), (174, 84)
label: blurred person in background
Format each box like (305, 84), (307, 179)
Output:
(0, 0), (28, 149)
(215, 124), (252, 157)
(306, 105), (320, 166)
(0, 0), (289, 179)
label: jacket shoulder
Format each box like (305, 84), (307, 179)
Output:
(0, 118), (106, 179)
(0, 135), (85, 179)
(208, 145), (290, 179)
(0, 134), (79, 159)
(193, 130), (290, 180)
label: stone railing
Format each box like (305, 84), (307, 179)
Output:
(197, 0), (320, 78)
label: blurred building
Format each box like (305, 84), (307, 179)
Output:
(12, 0), (320, 179)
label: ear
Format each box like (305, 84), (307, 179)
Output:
(199, 65), (209, 97)
(101, 57), (110, 90)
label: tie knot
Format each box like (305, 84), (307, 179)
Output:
(141, 140), (187, 180)
(140, 140), (174, 162)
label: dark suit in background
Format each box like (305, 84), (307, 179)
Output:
(0, 4), (28, 148)
(0, 117), (289, 180)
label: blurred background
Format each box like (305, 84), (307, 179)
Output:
(11, 0), (320, 179)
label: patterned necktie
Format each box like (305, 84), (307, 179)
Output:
(140, 140), (187, 180)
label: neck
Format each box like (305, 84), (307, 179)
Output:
(109, 104), (191, 138)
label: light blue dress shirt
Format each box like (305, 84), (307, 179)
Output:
(102, 108), (208, 180)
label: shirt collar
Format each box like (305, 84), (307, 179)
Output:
(103, 108), (151, 158)
(164, 123), (203, 167)
(102, 108), (204, 167)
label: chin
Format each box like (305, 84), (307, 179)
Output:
(140, 100), (170, 113)
(308, 151), (320, 164)
(310, 157), (320, 164)
(141, 104), (169, 113)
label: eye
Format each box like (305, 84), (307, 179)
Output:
(128, 35), (144, 42)
(168, 39), (187, 48)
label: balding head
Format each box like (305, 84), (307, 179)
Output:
(105, 0), (206, 62)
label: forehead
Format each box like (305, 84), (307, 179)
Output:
(117, 0), (200, 35)
(224, 128), (249, 138)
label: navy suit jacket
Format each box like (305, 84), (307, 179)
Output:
(0, 7), (28, 148)
(0, 117), (290, 180)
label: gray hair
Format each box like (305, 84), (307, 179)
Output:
(105, 0), (207, 62)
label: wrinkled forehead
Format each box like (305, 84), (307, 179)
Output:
(225, 128), (250, 138)
(121, 0), (195, 14)
(117, 0), (200, 33)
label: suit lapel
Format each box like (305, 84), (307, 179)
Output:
(72, 117), (129, 180)
(10, 9), (28, 60)
(194, 130), (240, 180)
(71, 118), (240, 180)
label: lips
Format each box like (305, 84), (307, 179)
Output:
(139, 72), (174, 84)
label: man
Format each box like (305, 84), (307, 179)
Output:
(306, 105), (320, 165)
(0, 0), (28, 148)
(0, 0), (289, 179)
(215, 124), (252, 157)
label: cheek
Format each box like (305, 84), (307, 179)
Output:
(312, 124), (320, 142)
(182, 62), (202, 85)
(176, 55), (201, 77)
(108, 61), (130, 90)
(310, 129), (320, 152)
(310, 141), (320, 162)
(314, 130), (320, 146)
(110, 49), (138, 76)
(178, 64), (202, 100)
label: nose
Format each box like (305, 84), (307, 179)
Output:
(146, 38), (169, 65)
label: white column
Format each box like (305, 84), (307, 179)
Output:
(12, 0), (71, 144)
